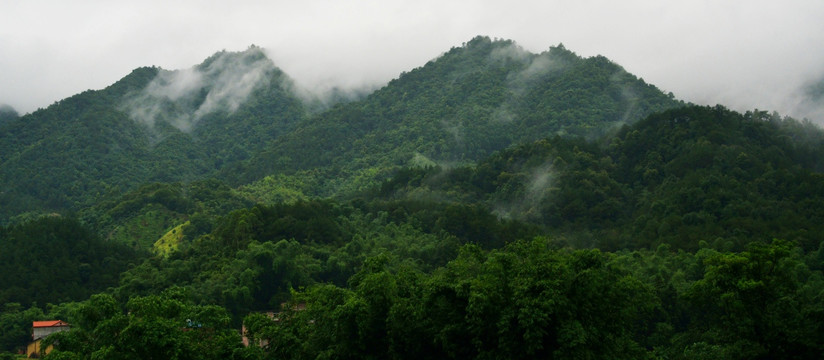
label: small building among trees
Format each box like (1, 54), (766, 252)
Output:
(27, 320), (70, 358)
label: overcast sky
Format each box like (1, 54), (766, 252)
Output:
(2, 0), (823, 121)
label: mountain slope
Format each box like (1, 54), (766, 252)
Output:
(0, 216), (138, 306)
(0, 47), (305, 223)
(0, 104), (18, 126)
(0, 37), (682, 222)
(238, 36), (683, 192)
(376, 105), (824, 251)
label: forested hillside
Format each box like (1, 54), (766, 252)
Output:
(378, 105), (824, 251)
(0, 46), (305, 223)
(1, 37), (823, 359)
(235, 36), (682, 193)
(0, 216), (138, 307)
(0, 105), (17, 125)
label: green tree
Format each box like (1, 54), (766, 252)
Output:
(45, 289), (241, 360)
(679, 240), (823, 359)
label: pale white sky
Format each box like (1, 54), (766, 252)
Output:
(2, 0), (823, 120)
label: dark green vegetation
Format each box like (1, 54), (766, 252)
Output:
(240, 238), (824, 359)
(0, 104), (17, 125)
(0, 37), (680, 223)
(379, 106), (824, 252)
(1, 37), (823, 359)
(0, 216), (138, 307)
(237, 37), (681, 191)
(0, 46), (305, 222)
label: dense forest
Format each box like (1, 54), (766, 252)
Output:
(1, 37), (823, 359)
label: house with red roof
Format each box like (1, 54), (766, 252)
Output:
(27, 320), (70, 358)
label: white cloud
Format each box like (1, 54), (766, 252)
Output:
(1, 0), (823, 122)
(122, 48), (276, 132)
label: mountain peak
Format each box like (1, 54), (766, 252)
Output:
(122, 45), (288, 132)
(0, 104), (19, 125)
(196, 44), (271, 72)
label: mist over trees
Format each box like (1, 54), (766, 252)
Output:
(0, 104), (17, 125)
(1, 36), (823, 359)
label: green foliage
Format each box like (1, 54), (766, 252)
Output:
(237, 36), (682, 196)
(234, 173), (314, 205)
(0, 303), (45, 353)
(81, 179), (252, 250)
(240, 238), (824, 360)
(0, 104), (18, 125)
(153, 222), (188, 257)
(0, 48), (305, 224)
(676, 240), (823, 358)
(0, 88), (156, 221)
(614, 106), (824, 250)
(44, 290), (241, 360)
(376, 105), (824, 251)
(113, 199), (510, 319)
(0, 216), (138, 307)
(4, 37), (824, 359)
(364, 200), (542, 249)
(245, 239), (656, 359)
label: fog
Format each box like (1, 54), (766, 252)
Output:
(122, 47), (277, 132)
(492, 160), (556, 221)
(1, 1), (823, 122)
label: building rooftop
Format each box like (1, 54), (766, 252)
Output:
(32, 320), (69, 328)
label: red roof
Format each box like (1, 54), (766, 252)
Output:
(32, 320), (69, 328)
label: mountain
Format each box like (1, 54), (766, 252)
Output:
(49, 106), (824, 359)
(375, 105), (824, 251)
(79, 179), (253, 249)
(0, 215), (138, 307)
(0, 46), (305, 223)
(0, 104), (17, 125)
(2, 38), (824, 359)
(121, 46), (307, 168)
(235, 36), (683, 193)
(0, 37), (683, 224)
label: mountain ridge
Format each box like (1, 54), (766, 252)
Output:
(2, 38), (824, 359)
(1, 36), (680, 223)
(233, 36), (683, 190)
(0, 46), (305, 222)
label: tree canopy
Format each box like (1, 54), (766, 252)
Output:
(0, 37), (823, 359)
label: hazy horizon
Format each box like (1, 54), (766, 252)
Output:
(2, 1), (823, 121)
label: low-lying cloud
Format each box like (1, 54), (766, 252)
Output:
(2, 1), (823, 126)
(491, 42), (568, 96)
(487, 43), (569, 124)
(494, 161), (556, 221)
(788, 78), (824, 122)
(123, 47), (276, 132)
